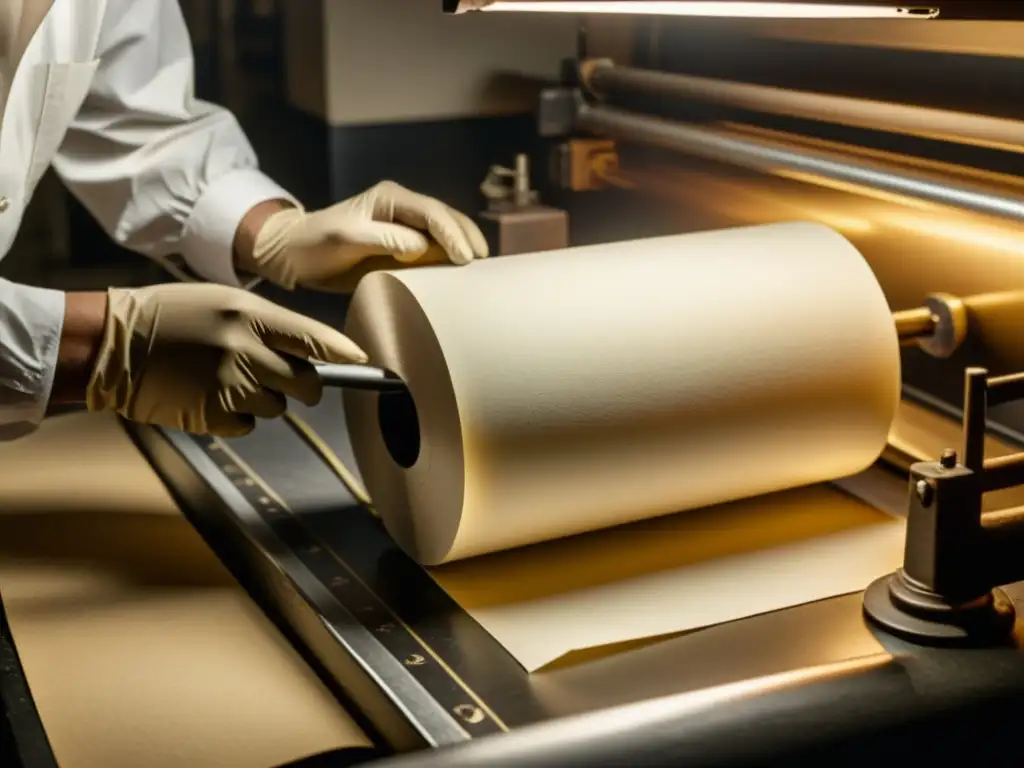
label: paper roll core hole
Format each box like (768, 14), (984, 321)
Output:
(378, 388), (421, 468)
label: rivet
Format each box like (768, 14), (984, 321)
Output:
(915, 479), (934, 507)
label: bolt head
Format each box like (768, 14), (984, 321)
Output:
(915, 479), (934, 507)
(940, 449), (958, 469)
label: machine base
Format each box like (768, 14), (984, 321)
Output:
(126, 399), (1024, 766)
(863, 570), (1016, 647)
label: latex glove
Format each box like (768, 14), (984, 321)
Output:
(86, 283), (367, 437)
(238, 181), (489, 292)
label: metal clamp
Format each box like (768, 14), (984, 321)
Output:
(481, 154), (539, 211)
(863, 366), (1024, 646)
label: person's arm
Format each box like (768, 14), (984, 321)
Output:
(51, 292), (107, 405)
(51, 0), (297, 287)
(233, 199), (293, 268)
(51, 1), (486, 294)
(0, 280), (106, 440)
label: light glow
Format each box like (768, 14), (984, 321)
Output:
(474, 2), (939, 19)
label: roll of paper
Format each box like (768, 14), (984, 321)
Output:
(344, 222), (900, 566)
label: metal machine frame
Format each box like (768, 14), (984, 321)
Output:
(540, 58), (1024, 228)
(865, 367), (1024, 645)
(124, 383), (1024, 766)
(129, 425), (513, 751)
(14, 5), (1024, 764)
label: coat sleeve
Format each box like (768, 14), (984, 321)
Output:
(51, 0), (298, 286)
(0, 279), (63, 440)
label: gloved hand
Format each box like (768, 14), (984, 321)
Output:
(85, 283), (367, 437)
(237, 181), (489, 292)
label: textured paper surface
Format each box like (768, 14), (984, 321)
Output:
(429, 484), (904, 671)
(0, 411), (371, 768)
(344, 222), (901, 565)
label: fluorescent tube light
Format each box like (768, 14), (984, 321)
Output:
(445, 1), (939, 18)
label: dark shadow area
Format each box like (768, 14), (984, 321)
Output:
(0, 512), (234, 596)
(275, 748), (381, 768)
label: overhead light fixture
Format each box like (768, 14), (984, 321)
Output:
(443, 1), (940, 18)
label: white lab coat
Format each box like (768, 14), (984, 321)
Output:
(0, 0), (295, 439)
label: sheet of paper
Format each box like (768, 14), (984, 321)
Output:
(0, 410), (371, 768)
(429, 483), (905, 672)
(424, 400), (1006, 673)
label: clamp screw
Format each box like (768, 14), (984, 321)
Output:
(915, 479), (934, 507)
(940, 449), (958, 469)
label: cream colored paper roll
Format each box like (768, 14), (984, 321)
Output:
(343, 222), (900, 565)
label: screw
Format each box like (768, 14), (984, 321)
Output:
(940, 449), (958, 469)
(915, 479), (934, 507)
(453, 704), (485, 725)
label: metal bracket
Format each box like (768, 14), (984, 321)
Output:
(538, 87), (583, 138)
(481, 154), (539, 211)
(864, 366), (1024, 646)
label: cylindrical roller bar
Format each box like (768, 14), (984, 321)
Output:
(982, 453), (1024, 493)
(981, 505), (1024, 531)
(985, 372), (1024, 408)
(575, 104), (1024, 223)
(583, 61), (1024, 153)
(893, 307), (936, 344)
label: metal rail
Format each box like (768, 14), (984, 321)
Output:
(582, 61), (1024, 154)
(574, 103), (1024, 223)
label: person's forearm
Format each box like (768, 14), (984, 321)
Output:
(51, 292), (108, 404)
(233, 198), (293, 272)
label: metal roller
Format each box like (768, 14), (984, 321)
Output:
(580, 59), (1024, 153)
(574, 103), (1024, 225)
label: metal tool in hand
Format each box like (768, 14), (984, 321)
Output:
(315, 363), (407, 393)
